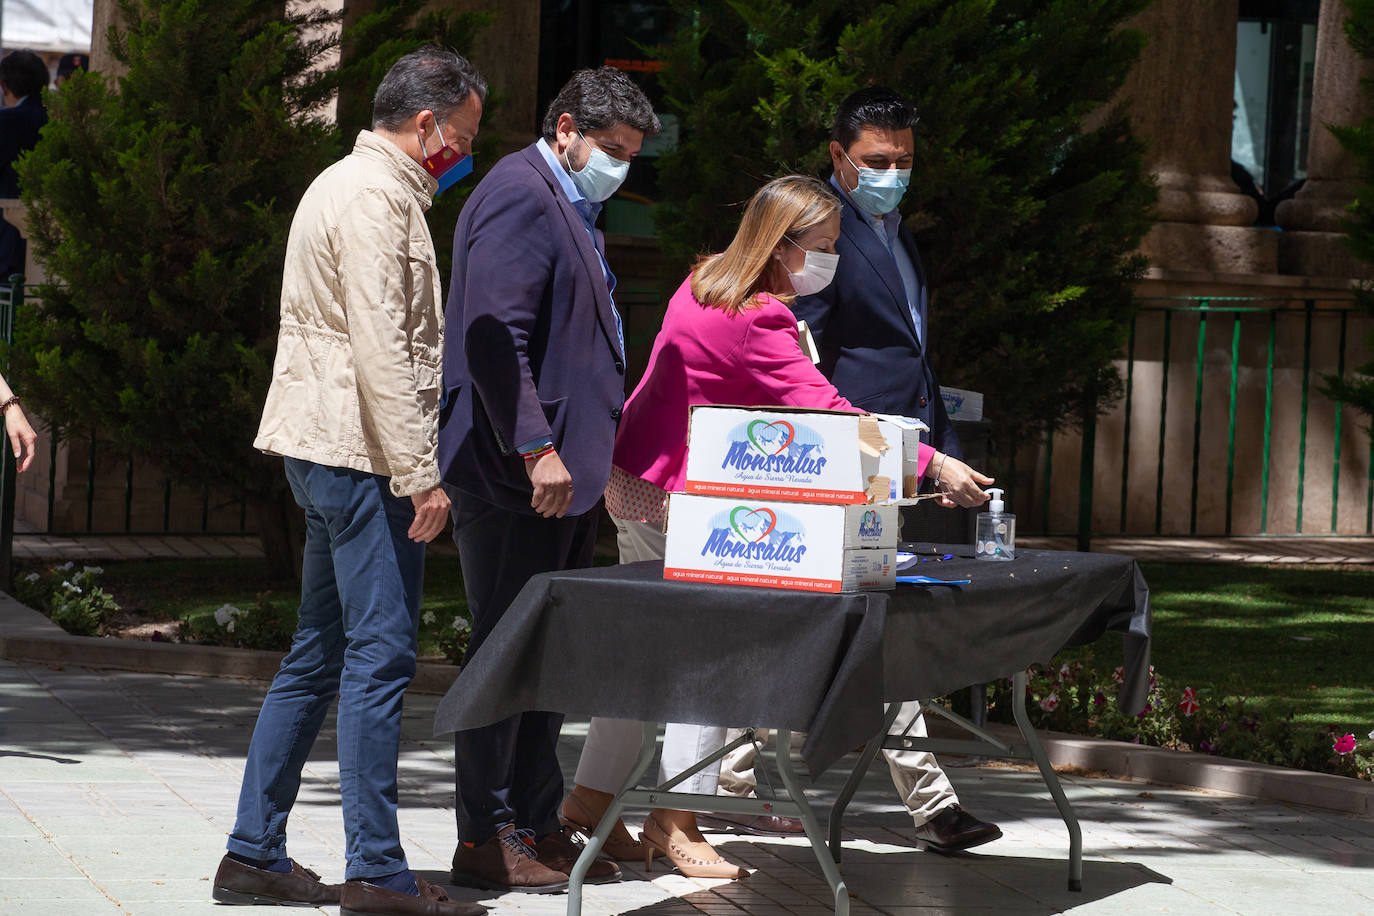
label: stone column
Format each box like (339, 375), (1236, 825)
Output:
(1275, 0), (1374, 278)
(89, 0), (127, 78)
(1123, 0), (1277, 274)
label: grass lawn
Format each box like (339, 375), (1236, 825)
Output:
(1065, 561), (1374, 732)
(15, 553), (1373, 731)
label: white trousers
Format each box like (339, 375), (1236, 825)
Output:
(571, 517), (727, 797)
(717, 701), (959, 826)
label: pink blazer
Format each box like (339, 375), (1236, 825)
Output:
(612, 276), (933, 492)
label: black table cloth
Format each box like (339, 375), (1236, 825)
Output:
(433, 547), (1150, 777)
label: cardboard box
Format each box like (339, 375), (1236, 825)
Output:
(841, 503), (899, 548)
(663, 494), (896, 592)
(683, 405), (921, 505)
(841, 548), (897, 591)
(941, 387), (983, 421)
(870, 414), (929, 501)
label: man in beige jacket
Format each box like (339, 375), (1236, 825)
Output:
(212, 49), (486, 916)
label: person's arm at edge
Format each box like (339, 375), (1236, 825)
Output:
(0, 371), (36, 473)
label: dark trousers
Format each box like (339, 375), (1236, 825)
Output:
(447, 489), (600, 844)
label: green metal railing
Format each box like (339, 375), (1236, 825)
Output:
(1036, 296), (1371, 546)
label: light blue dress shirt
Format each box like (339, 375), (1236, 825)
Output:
(535, 137), (622, 351)
(830, 175), (923, 346)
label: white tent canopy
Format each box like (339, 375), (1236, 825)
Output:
(2, 0), (94, 53)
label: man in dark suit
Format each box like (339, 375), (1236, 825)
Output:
(439, 66), (659, 892)
(1, 50), (51, 280)
(791, 87), (1001, 851)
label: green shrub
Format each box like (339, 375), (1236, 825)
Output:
(420, 608), (471, 665)
(179, 591), (298, 652)
(13, 0), (490, 577)
(17, 562), (120, 637)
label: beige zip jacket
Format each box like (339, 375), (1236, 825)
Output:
(255, 131), (443, 497)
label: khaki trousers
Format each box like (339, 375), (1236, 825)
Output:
(717, 701), (959, 827)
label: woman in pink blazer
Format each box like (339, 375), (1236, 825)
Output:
(558, 176), (983, 879)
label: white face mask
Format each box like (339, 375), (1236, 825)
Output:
(565, 131), (630, 202)
(782, 235), (840, 296)
(842, 149), (912, 216)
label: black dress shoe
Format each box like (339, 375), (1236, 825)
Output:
(698, 813), (807, 836)
(913, 804), (1002, 853)
(211, 854), (341, 906)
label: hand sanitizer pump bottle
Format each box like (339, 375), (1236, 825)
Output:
(975, 488), (1015, 561)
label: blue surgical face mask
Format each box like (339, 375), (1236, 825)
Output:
(841, 149), (912, 216)
(565, 132), (630, 202)
(418, 121), (473, 195)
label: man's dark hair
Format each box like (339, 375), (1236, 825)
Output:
(372, 47), (487, 131)
(832, 87), (919, 149)
(541, 66), (661, 141)
(1, 50), (51, 100)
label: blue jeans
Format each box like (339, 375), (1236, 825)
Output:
(227, 458), (424, 879)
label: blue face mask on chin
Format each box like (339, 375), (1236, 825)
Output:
(841, 149), (912, 216)
(419, 122), (474, 195)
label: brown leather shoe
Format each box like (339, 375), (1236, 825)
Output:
(211, 854), (341, 906)
(340, 874), (485, 916)
(531, 826), (622, 884)
(560, 791), (643, 861)
(913, 803), (1002, 853)
(450, 824), (568, 894)
(699, 813), (807, 836)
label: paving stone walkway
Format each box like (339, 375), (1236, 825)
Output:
(2, 658), (1372, 915)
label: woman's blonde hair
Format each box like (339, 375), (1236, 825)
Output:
(690, 174), (840, 316)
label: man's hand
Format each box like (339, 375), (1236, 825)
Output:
(408, 485), (451, 542)
(526, 449), (574, 518)
(932, 454), (995, 509)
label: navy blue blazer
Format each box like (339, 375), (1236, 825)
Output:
(792, 191), (962, 459)
(0, 94), (47, 198)
(1, 95), (48, 277)
(438, 142), (626, 516)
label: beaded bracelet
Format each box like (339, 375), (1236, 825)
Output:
(0, 395), (19, 413)
(522, 443), (555, 461)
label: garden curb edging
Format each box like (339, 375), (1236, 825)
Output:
(4, 590), (1370, 818)
(0, 591), (461, 695)
(975, 722), (1374, 817)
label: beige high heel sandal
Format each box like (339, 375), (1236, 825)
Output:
(641, 814), (748, 879)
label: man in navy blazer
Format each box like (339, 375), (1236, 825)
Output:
(1, 50), (51, 280)
(439, 67), (658, 892)
(794, 90), (973, 467)
(788, 88), (1001, 852)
